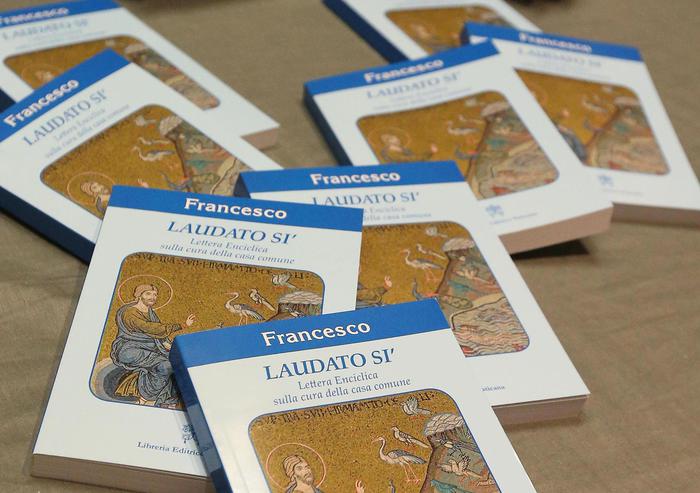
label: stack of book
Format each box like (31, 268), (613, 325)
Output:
(0, 0), (695, 491)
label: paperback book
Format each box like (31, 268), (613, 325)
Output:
(0, 0), (278, 147)
(237, 162), (590, 424)
(0, 49), (279, 262)
(171, 300), (537, 493)
(31, 185), (364, 492)
(466, 24), (700, 224)
(304, 42), (613, 252)
(324, 0), (538, 62)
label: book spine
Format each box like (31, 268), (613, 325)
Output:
(323, 0), (408, 62)
(459, 22), (472, 46)
(0, 89), (13, 112)
(0, 186), (93, 262)
(303, 87), (353, 165)
(232, 174), (251, 198)
(170, 340), (233, 493)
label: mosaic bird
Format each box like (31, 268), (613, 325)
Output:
(425, 226), (447, 238)
(464, 97), (485, 108)
(271, 273), (297, 289)
(373, 437), (426, 484)
(446, 115), (481, 136)
(416, 243), (446, 260)
(402, 396), (431, 416)
(400, 249), (442, 282)
(249, 288), (275, 311)
(581, 94), (610, 114)
(137, 136), (169, 146)
(438, 458), (472, 477)
(224, 292), (264, 325)
(391, 426), (429, 449)
(131, 146), (174, 162)
(134, 115), (156, 126)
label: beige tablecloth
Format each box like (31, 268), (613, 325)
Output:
(1, 0), (698, 491)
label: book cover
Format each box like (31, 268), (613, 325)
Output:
(31, 186), (364, 491)
(171, 300), (537, 492)
(466, 24), (700, 224)
(237, 162), (590, 424)
(304, 43), (612, 252)
(0, 49), (279, 262)
(0, 0), (278, 147)
(324, 0), (538, 62)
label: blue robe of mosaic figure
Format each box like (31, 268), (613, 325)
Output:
(110, 302), (181, 407)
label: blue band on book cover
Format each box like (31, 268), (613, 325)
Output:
(109, 185), (364, 231)
(465, 23), (642, 61)
(304, 41), (499, 95)
(236, 161), (464, 195)
(172, 300), (447, 368)
(0, 0), (119, 27)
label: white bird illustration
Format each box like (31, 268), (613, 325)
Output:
(401, 396), (431, 416)
(249, 288), (275, 311)
(271, 273), (297, 289)
(224, 292), (264, 325)
(137, 136), (170, 146)
(186, 142), (216, 154)
(446, 115), (481, 136)
(416, 243), (446, 260)
(581, 95), (611, 114)
(425, 226), (447, 238)
(437, 457), (479, 478)
(373, 437), (426, 484)
(131, 146), (175, 162)
(400, 249), (442, 282)
(464, 97), (485, 108)
(391, 426), (430, 448)
(134, 115), (156, 127)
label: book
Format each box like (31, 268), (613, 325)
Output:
(324, 0), (538, 62)
(171, 300), (537, 493)
(304, 43), (613, 252)
(466, 24), (700, 225)
(236, 162), (590, 424)
(31, 185), (364, 492)
(0, 49), (279, 262)
(0, 0), (278, 148)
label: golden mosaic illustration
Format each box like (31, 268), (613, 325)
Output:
(518, 70), (669, 174)
(90, 252), (324, 409)
(357, 222), (528, 357)
(358, 91), (558, 199)
(41, 105), (251, 218)
(4, 35), (219, 109)
(250, 390), (500, 492)
(386, 6), (512, 54)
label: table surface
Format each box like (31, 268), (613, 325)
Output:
(1, 0), (699, 491)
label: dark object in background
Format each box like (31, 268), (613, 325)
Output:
(0, 90), (12, 112)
